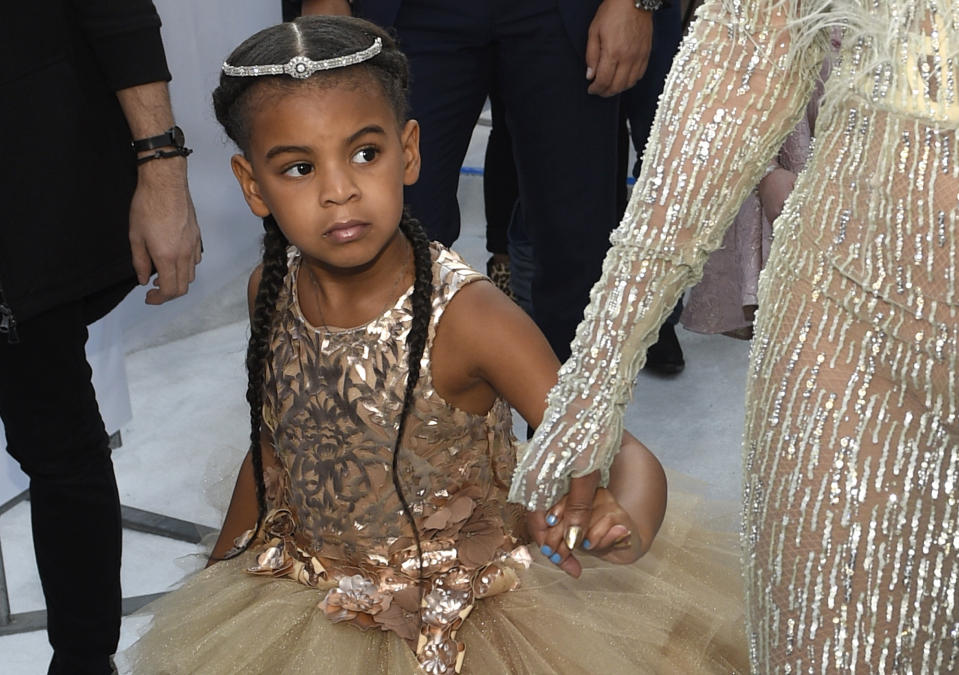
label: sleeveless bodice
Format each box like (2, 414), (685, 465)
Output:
(262, 243), (523, 563)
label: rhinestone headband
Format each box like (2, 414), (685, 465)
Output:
(222, 37), (382, 79)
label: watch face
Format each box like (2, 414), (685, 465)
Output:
(171, 126), (185, 148)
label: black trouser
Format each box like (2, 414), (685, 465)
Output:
(0, 285), (128, 675)
(482, 95), (516, 257)
(393, 0), (620, 361)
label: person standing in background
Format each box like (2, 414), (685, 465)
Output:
(680, 32), (840, 340)
(0, 3), (201, 673)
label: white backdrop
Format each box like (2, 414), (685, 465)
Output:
(1, 1), (281, 505)
(112, 0), (281, 349)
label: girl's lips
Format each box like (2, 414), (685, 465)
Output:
(324, 220), (369, 243)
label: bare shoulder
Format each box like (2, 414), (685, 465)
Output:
(443, 276), (514, 318)
(432, 277), (560, 424)
(438, 278), (538, 361)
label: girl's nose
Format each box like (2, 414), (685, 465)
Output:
(320, 167), (359, 205)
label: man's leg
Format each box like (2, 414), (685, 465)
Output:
(483, 95), (517, 258)
(0, 300), (121, 675)
(391, 0), (492, 245)
(495, 0), (620, 361)
(483, 95), (519, 299)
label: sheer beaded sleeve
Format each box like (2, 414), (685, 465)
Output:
(509, 0), (829, 510)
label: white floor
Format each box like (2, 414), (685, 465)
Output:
(0, 141), (750, 673)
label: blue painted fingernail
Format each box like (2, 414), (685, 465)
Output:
(583, 539), (592, 550)
(550, 553), (562, 565)
(540, 545), (553, 557)
(546, 514), (558, 526)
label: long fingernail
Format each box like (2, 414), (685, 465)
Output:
(546, 514), (558, 526)
(550, 553), (562, 564)
(586, 66), (595, 80)
(564, 525), (583, 551)
(583, 539), (592, 550)
(540, 545), (553, 557)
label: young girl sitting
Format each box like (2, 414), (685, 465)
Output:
(123, 16), (746, 674)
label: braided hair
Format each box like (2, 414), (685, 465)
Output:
(241, 214), (288, 548)
(212, 16), (432, 573)
(392, 211), (434, 577)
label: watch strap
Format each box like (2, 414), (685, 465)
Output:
(132, 126), (184, 153)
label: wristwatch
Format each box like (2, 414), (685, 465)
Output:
(634, 0), (663, 11)
(133, 125), (186, 152)
(132, 125), (193, 164)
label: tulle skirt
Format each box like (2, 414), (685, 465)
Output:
(120, 491), (748, 674)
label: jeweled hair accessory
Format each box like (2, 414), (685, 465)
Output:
(222, 37), (382, 79)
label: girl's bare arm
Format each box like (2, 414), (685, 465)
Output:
(431, 280), (667, 572)
(208, 266), (280, 564)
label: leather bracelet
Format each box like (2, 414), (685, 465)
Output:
(136, 146), (193, 165)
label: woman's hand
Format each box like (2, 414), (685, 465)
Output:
(525, 471), (600, 578)
(543, 487), (642, 565)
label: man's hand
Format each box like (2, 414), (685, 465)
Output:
(301, 0), (351, 15)
(586, 0), (654, 97)
(129, 157), (202, 304)
(116, 82), (201, 305)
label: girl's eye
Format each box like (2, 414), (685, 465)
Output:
(353, 147), (378, 164)
(283, 162), (313, 177)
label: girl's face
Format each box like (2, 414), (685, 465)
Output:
(232, 76), (420, 272)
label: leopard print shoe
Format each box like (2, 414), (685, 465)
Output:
(486, 256), (516, 302)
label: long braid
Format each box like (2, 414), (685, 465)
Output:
(391, 211), (434, 604)
(232, 216), (289, 556)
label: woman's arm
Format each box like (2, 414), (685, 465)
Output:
(510, 0), (829, 512)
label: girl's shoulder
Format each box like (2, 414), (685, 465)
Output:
(426, 241), (526, 332)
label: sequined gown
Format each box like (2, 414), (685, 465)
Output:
(121, 244), (747, 674)
(511, 1), (959, 672)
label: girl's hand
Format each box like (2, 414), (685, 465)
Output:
(546, 487), (642, 565)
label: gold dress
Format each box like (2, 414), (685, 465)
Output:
(512, 1), (959, 672)
(121, 244), (746, 674)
